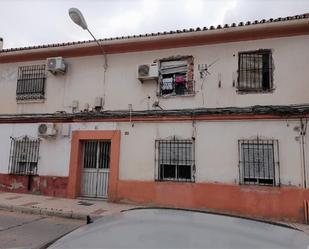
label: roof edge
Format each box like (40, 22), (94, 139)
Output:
(1, 14), (309, 63)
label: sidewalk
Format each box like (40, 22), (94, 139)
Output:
(1, 191), (309, 236)
(0, 191), (138, 220)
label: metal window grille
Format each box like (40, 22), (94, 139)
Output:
(155, 138), (195, 182)
(237, 50), (273, 92)
(238, 138), (280, 186)
(159, 57), (194, 96)
(8, 136), (40, 175)
(16, 64), (46, 100)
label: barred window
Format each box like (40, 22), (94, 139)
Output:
(238, 138), (280, 186)
(159, 56), (194, 96)
(16, 64), (46, 100)
(8, 136), (40, 175)
(237, 49), (273, 92)
(155, 138), (195, 182)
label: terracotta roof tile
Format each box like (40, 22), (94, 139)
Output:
(0, 13), (308, 53)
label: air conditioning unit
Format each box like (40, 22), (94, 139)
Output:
(46, 57), (66, 74)
(38, 123), (57, 137)
(137, 63), (158, 82)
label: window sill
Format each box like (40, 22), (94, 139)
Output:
(236, 89), (275, 95)
(158, 92), (196, 99)
(239, 184), (281, 194)
(17, 99), (45, 104)
(239, 183), (279, 188)
(155, 179), (195, 183)
(9, 173), (39, 176)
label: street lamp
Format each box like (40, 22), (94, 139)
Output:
(68, 8), (108, 70)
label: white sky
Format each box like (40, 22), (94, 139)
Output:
(1, 0), (309, 49)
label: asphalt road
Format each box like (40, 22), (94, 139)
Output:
(0, 210), (84, 249)
(49, 208), (309, 249)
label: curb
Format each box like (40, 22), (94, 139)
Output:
(0, 203), (88, 220)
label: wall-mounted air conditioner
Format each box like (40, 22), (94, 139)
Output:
(46, 57), (66, 74)
(137, 63), (158, 82)
(38, 123), (57, 137)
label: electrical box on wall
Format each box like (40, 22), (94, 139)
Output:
(61, 123), (71, 137)
(72, 100), (79, 112)
(94, 97), (103, 109)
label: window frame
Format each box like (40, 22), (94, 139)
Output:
(237, 49), (274, 93)
(8, 136), (41, 176)
(16, 64), (46, 101)
(155, 138), (195, 182)
(158, 56), (194, 97)
(238, 138), (280, 186)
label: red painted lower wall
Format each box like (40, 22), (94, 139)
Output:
(116, 180), (308, 223)
(0, 174), (68, 197)
(1, 173), (307, 223)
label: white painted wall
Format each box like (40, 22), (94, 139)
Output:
(0, 122), (116, 176)
(0, 35), (308, 114)
(118, 119), (303, 187)
(0, 119), (303, 187)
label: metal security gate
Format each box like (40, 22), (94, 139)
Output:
(80, 140), (110, 198)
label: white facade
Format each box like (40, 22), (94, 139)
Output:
(0, 16), (308, 199)
(0, 118), (307, 188)
(0, 122), (117, 177)
(1, 15), (309, 222)
(0, 35), (308, 115)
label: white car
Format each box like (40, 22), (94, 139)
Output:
(48, 208), (309, 249)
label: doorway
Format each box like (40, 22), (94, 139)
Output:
(80, 140), (110, 198)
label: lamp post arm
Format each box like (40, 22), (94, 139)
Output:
(86, 28), (108, 70)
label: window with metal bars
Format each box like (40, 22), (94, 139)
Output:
(238, 138), (280, 186)
(155, 138), (195, 182)
(159, 56), (194, 96)
(16, 64), (46, 100)
(8, 136), (40, 176)
(237, 49), (273, 92)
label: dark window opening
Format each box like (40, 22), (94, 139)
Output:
(178, 165), (192, 179)
(238, 138), (280, 186)
(160, 164), (176, 179)
(159, 56), (194, 96)
(8, 136), (40, 176)
(159, 164), (192, 180)
(156, 139), (195, 182)
(237, 49), (273, 92)
(16, 64), (46, 100)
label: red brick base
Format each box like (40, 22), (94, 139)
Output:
(0, 173), (68, 197)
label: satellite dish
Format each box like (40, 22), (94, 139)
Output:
(68, 8), (88, 30)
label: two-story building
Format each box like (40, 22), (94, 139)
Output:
(0, 14), (309, 223)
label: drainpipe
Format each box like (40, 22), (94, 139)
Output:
(300, 118), (308, 188)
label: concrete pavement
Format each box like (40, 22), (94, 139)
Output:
(0, 191), (138, 220)
(0, 210), (83, 249)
